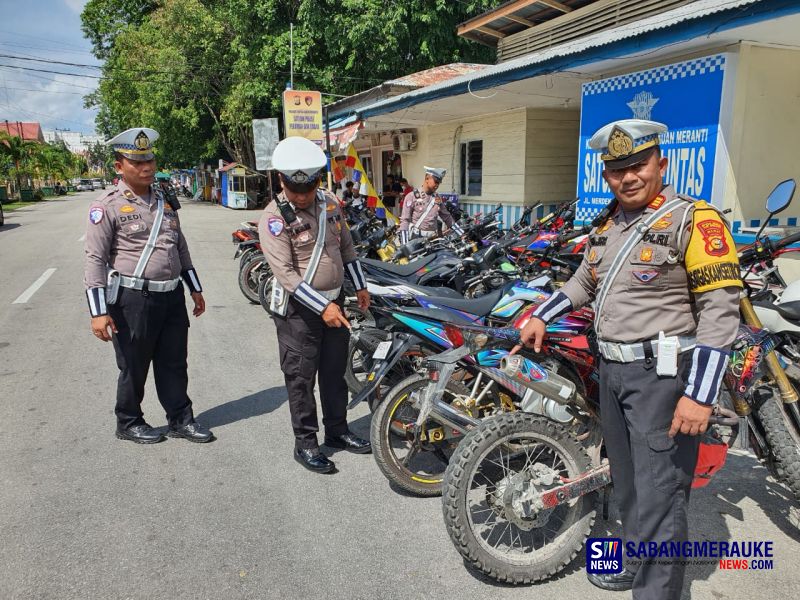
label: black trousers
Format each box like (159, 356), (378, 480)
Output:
(108, 285), (194, 429)
(600, 354), (699, 600)
(273, 295), (350, 449)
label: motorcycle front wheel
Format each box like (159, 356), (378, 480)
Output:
(755, 384), (800, 502)
(442, 412), (596, 584)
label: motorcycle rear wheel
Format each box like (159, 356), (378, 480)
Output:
(238, 253), (265, 304)
(442, 412), (595, 584)
(371, 375), (472, 497)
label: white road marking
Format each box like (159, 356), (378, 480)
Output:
(78, 234), (86, 242)
(13, 268), (57, 304)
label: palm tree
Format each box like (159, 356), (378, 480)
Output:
(0, 131), (40, 199)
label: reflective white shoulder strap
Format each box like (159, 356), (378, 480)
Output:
(270, 193), (328, 316)
(132, 193), (165, 279)
(413, 194), (437, 231)
(303, 192), (328, 285)
(594, 198), (686, 324)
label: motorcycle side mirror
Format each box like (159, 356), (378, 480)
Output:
(765, 179), (795, 215)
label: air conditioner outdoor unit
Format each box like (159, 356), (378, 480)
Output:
(393, 133), (416, 152)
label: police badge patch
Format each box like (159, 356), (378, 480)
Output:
(633, 270), (659, 283)
(267, 217), (285, 236)
(89, 207), (104, 224)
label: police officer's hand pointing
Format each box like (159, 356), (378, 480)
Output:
(513, 316), (546, 355)
(322, 302), (351, 328)
(91, 316), (118, 342)
(669, 396), (713, 437)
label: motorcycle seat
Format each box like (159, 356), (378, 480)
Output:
(776, 300), (800, 324)
(422, 285), (508, 318)
(361, 255), (437, 278)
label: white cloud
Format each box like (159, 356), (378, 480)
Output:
(64, 0), (88, 14)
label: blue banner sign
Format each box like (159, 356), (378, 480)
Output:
(576, 54), (728, 224)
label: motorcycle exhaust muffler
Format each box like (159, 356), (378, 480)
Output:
(500, 354), (576, 404)
(429, 398), (481, 434)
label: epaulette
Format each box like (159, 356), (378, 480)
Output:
(98, 188), (123, 205)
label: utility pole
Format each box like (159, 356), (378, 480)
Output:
(290, 23), (294, 90)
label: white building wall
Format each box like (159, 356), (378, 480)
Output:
(525, 108), (581, 206)
(726, 43), (800, 223)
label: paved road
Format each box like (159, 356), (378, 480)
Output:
(0, 193), (798, 600)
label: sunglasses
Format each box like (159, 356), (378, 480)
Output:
(283, 175), (321, 194)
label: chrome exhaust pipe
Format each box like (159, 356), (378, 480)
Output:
(500, 354), (576, 404)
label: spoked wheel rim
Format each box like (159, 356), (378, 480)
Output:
(466, 431), (585, 564)
(384, 387), (461, 485)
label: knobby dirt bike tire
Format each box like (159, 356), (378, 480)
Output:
(371, 374), (471, 497)
(442, 412), (596, 584)
(238, 253), (266, 304)
(755, 385), (800, 502)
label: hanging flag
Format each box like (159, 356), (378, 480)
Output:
(343, 144), (397, 223)
(332, 157), (346, 183)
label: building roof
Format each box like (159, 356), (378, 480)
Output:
(326, 63), (490, 119)
(0, 120), (44, 142)
(457, 0), (597, 46)
(386, 63), (490, 86)
(357, 0), (790, 121)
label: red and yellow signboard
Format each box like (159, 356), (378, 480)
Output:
(282, 90), (324, 146)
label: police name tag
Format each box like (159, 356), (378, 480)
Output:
(373, 341), (392, 360)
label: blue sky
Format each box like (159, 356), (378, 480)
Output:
(0, 0), (100, 134)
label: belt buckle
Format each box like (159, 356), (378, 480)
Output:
(604, 342), (623, 363)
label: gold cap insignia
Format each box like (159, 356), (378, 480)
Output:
(134, 130), (150, 150)
(607, 127), (634, 159)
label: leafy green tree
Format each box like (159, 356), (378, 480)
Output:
(84, 0), (500, 168)
(86, 141), (113, 176)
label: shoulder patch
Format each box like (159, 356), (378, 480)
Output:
(267, 216), (285, 237)
(685, 206), (742, 293)
(89, 206), (104, 225)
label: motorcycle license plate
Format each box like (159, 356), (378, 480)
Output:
(373, 341), (392, 360)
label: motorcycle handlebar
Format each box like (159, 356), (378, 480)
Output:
(775, 231), (800, 250)
(557, 228), (589, 244)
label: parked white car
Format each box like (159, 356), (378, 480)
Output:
(77, 179), (94, 192)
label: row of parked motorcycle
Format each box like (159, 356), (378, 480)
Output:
(231, 184), (800, 584)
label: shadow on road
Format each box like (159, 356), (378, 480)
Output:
(0, 223), (21, 231)
(195, 385), (287, 429)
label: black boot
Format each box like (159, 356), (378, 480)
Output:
(324, 432), (371, 454)
(167, 421), (215, 443)
(587, 568), (635, 592)
(115, 423), (165, 444)
(294, 447), (336, 473)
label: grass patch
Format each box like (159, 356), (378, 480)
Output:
(1, 194), (75, 211)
